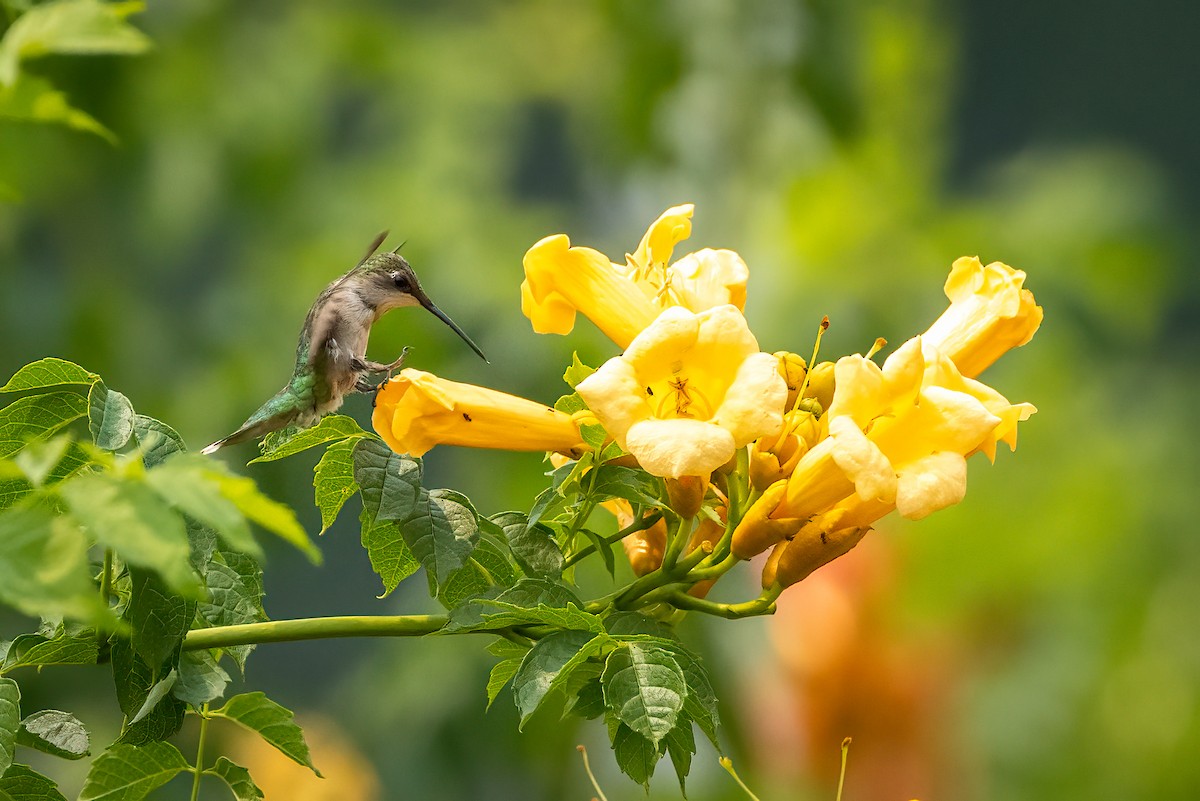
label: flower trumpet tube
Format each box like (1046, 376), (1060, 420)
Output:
(921, 256), (1043, 379)
(372, 369), (586, 457)
(521, 204), (750, 348)
(577, 305), (787, 478)
(732, 480), (804, 560)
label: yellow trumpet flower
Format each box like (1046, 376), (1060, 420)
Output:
(372, 369), (585, 457)
(520, 204), (750, 348)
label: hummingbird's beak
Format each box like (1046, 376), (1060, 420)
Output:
(418, 295), (489, 363)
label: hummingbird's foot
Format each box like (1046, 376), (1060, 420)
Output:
(351, 347), (410, 375)
(383, 346), (410, 373)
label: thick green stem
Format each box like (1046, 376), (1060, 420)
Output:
(99, 549), (113, 603)
(183, 614), (447, 651)
(661, 514), (692, 571)
(661, 589), (779, 619)
(189, 705), (210, 801)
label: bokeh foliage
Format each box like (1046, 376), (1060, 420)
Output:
(2, 1), (1197, 799)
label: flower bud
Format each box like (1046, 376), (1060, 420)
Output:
(731, 481), (805, 560)
(686, 512), (725, 599)
(773, 523), (868, 588)
(666, 475), (708, 519)
(774, 351), (808, 411)
(622, 516), (668, 576)
(803, 361), (836, 412)
(749, 410), (823, 492)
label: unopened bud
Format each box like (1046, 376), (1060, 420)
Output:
(804, 361), (836, 412)
(666, 475), (707, 519)
(731, 481), (804, 560)
(622, 516), (668, 576)
(749, 410), (821, 491)
(774, 351), (808, 411)
(686, 512), (725, 599)
(774, 524), (868, 587)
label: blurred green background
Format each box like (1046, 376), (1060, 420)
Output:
(3, 1), (1198, 799)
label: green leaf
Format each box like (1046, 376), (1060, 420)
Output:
(313, 438), (358, 533)
(126, 670), (177, 727)
(206, 757), (263, 801)
(468, 602), (605, 636)
(443, 577), (582, 632)
(663, 644), (720, 749)
(0, 762), (69, 800)
(11, 437), (69, 487)
(126, 568), (194, 668)
(211, 693), (320, 776)
(109, 639), (184, 746)
(0, 503), (100, 621)
(60, 473), (198, 596)
(512, 631), (597, 730)
(563, 353), (596, 388)
(438, 535), (517, 608)
(0, 392), (88, 460)
(664, 715), (696, 795)
(87, 381), (134, 451)
(143, 456), (261, 559)
(485, 657), (523, 711)
(195, 552), (265, 673)
(488, 511), (564, 577)
(172, 650), (229, 708)
(0, 358), (96, 393)
(0, 73), (114, 142)
(358, 509), (420, 599)
(0, 0), (151, 86)
(602, 642), (687, 747)
(552, 392), (586, 415)
(77, 741), (189, 801)
(131, 416), (185, 469)
(352, 439), (421, 524)
(250, 414), (367, 463)
(413, 489), (480, 587)
(1, 629), (98, 672)
(610, 721), (660, 787)
(604, 612), (678, 640)
(16, 710), (90, 760)
(564, 675), (606, 720)
(590, 465), (664, 507)
(0, 677), (19, 776)
(201, 466), (320, 563)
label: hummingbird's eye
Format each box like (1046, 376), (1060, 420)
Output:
(391, 272), (411, 291)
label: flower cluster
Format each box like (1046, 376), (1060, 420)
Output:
(372, 205), (1042, 600)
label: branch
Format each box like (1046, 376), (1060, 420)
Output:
(183, 614), (448, 650)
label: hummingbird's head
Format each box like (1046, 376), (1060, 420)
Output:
(360, 251), (488, 362)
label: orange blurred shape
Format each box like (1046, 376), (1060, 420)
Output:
(750, 534), (962, 799)
(219, 713), (380, 801)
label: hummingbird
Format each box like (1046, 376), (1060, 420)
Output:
(201, 232), (487, 455)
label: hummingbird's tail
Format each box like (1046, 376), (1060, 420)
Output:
(201, 418), (278, 455)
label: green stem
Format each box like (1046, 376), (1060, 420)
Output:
(189, 704), (210, 801)
(183, 614), (448, 651)
(563, 512), (663, 569)
(660, 589), (778, 619)
(99, 548), (113, 603)
(598, 542), (711, 612)
(661, 514), (692, 571)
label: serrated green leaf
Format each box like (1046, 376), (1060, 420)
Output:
(472, 602), (605, 635)
(358, 508), (419, 598)
(250, 415), (367, 463)
(211, 693), (320, 776)
(11, 436), (69, 487)
(589, 465), (663, 506)
(16, 710), (90, 760)
(0, 392), (88, 460)
(131, 416), (185, 469)
(485, 657), (523, 711)
(602, 643), (687, 746)
(0, 677), (19, 776)
(0, 358), (96, 393)
(60, 473), (198, 596)
(604, 612), (678, 640)
(662, 644), (720, 749)
(564, 675), (606, 720)
(109, 639), (184, 746)
(438, 536), (516, 608)
(512, 631), (597, 729)
(127, 569), (193, 669)
(1, 629), (98, 672)
(77, 741), (189, 801)
(206, 757), (263, 801)
(489, 511), (564, 577)
(127, 670), (177, 727)
(563, 353), (596, 388)
(0, 502), (100, 621)
(143, 456), (261, 559)
(313, 438), (358, 533)
(195, 552), (265, 673)
(610, 721), (660, 787)
(87, 381), (134, 451)
(352, 439), (420, 521)
(443, 577), (582, 632)
(0, 763), (69, 801)
(552, 392), (586, 416)
(172, 650), (229, 707)
(664, 715), (696, 796)
(201, 466), (320, 563)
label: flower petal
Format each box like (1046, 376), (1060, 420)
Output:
(667, 248), (749, 311)
(577, 358), (652, 449)
(625, 418), (736, 478)
(629, 204), (694, 271)
(712, 351), (787, 447)
(895, 451), (968, 519)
